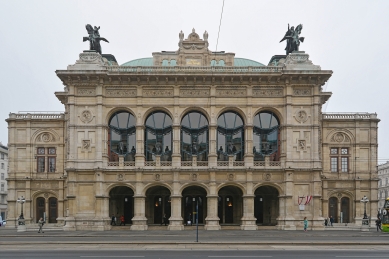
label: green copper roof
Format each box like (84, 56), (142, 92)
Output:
(121, 57), (264, 66)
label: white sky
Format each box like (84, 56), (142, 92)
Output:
(0, 0), (388, 162)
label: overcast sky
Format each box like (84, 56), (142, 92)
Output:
(0, 0), (388, 162)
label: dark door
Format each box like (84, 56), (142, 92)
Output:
(225, 196), (233, 223)
(48, 197), (57, 223)
(36, 197), (45, 223)
(329, 197), (338, 223)
(154, 196), (162, 224)
(123, 196), (133, 224)
(254, 195), (264, 224)
(341, 197), (350, 223)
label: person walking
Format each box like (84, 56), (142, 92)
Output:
(38, 217), (44, 233)
(119, 215), (125, 226)
(111, 214), (116, 226)
(162, 214), (167, 226)
(303, 217), (308, 232)
(330, 216), (334, 227)
(376, 217), (382, 231)
(324, 218), (328, 227)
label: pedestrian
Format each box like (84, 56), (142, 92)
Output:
(38, 217), (44, 233)
(120, 215), (125, 226)
(376, 217), (382, 231)
(111, 214), (116, 226)
(330, 216), (334, 227)
(303, 217), (308, 232)
(324, 218), (328, 227)
(162, 214), (167, 226)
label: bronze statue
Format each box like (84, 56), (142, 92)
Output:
(83, 24), (109, 54)
(280, 24), (304, 55)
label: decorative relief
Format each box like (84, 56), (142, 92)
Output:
(252, 89), (283, 97)
(337, 192), (343, 198)
(80, 110), (93, 123)
(117, 174), (124, 181)
(192, 173), (198, 181)
(298, 140), (306, 150)
(227, 173), (234, 181)
(77, 88), (96, 96)
(106, 88), (136, 97)
(155, 173), (161, 181)
(295, 110), (308, 123)
(79, 53), (101, 62)
(263, 173), (272, 181)
(44, 193), (49, 198)
(180, 89), (210, 97)
(293, 88), (311, 96)
(37, 133), (54, 142)
(143, 89), (173, 97)
(82, 140), (91, 151)
(330, 132), (351, 143)
(216, 88), (246, 97)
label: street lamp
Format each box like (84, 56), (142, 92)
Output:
(17, 196), (26, 225)
(360, 196), (369, 220)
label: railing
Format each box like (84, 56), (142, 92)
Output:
(181, 161), (193, 167)
(10, 112), (65, 119)
(197, 161), (208, 167)
(106, 65), (282, 74)
(160, 161), (172, 166)
(123, 162), (135, 167)
(269, 161), (281, 166)
(322, 113), (377, 120)
(217, 161), (229, 167)
(107, 162), (119, 166)
(144, 161), (156, 166)
(233, 161), (245, 167)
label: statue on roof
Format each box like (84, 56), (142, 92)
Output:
(83, 24), (109, 54)
(280, 24), (304, 55)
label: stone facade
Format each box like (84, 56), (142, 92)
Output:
(0, 143), (8, 221)
(378, 162), (389, 209)
(5, 29), (379, 230)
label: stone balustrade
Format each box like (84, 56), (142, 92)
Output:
(9, 112), (64, 120)
(323, 113), (377, 120)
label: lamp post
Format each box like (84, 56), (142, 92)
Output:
(360, 196), (369, 219)
(17, 196), (26, 225)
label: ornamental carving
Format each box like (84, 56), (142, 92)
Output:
(82, 140), (91, 151)
(252, 89), (283, 97)
(37, 133), (54, 142)
(192, 173), (198, 181)
(295, 110), (308, 123)
(80, 110), (93, 123)
(263, 173), (272, 181)
(106, 88), (136, 97)
(79, 53), (101, 62)
(227, 173), (234, 181)
(77, 88), (96, 96)
(155, 173), (161, 181)
(293, 88), (311, 96)
(216, 89), (246, 97)
(180, 89), (210, 97)
(143, 89), (173, 97)
(330, 132), (351, 143)
(298, 140), (306, 150)
(117, 174), (124, 181)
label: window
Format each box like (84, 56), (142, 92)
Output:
(0, 153), (4, 159)
(37, 147), (56, 173)
(145, 112), (172, 162)
(0, 173), (3, 180)
(181, 112), (209, 161)
(108, 111), (136, 162)
(330, 147), (349, 173)
(217, 112), (244, 161)
(1, 163), (3, 169)
(253, 111), (280, 161)
(0, 184), (3, 192)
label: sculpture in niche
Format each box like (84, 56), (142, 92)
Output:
(280, 24), (304, 55)
(83, 24), (109, 54)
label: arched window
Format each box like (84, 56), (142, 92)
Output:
(108, 111), (136, 161)
(145, 112), (172, 161)
(181, 112), (208, 161)
(253, 111), (280, 161)
(217, 112), (244, 161)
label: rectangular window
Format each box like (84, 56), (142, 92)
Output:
(0, 173), (3, 180)
(341, 157), (348, 172)
(341, 148), (348, 155)
(0, 153), (3, 159)
(1, 163), (3, 169)
(48, 148), (56, 155)
(48, 157), (56, 172)
(1, 184), (4, 192)
(37, 157), (45, 172)
(330, 148), (338, 154)
(331, 157), (338, 172)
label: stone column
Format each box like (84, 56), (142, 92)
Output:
(135, 125), (145, 167)
(168, 195), (184, 230)
(131, 195), (148, 230)
(205, 177), (220, 230)
(208, 125), (217, 167)
(244, 125), (254, 167)
(241, 172), (257, 230)
(172, 125), (181, 167)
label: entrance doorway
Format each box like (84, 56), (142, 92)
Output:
(329, 197), (338, 223)
(36, 197), (45, 223)
(145, 186), (171, 225)
(254, 186), (279, 225)
(182, 186), (207, 225)
(109, 186), (134, 224)
(218, 186), (243, 224)
(48, 197), (57, 223)
(341, 197), (350, 223)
